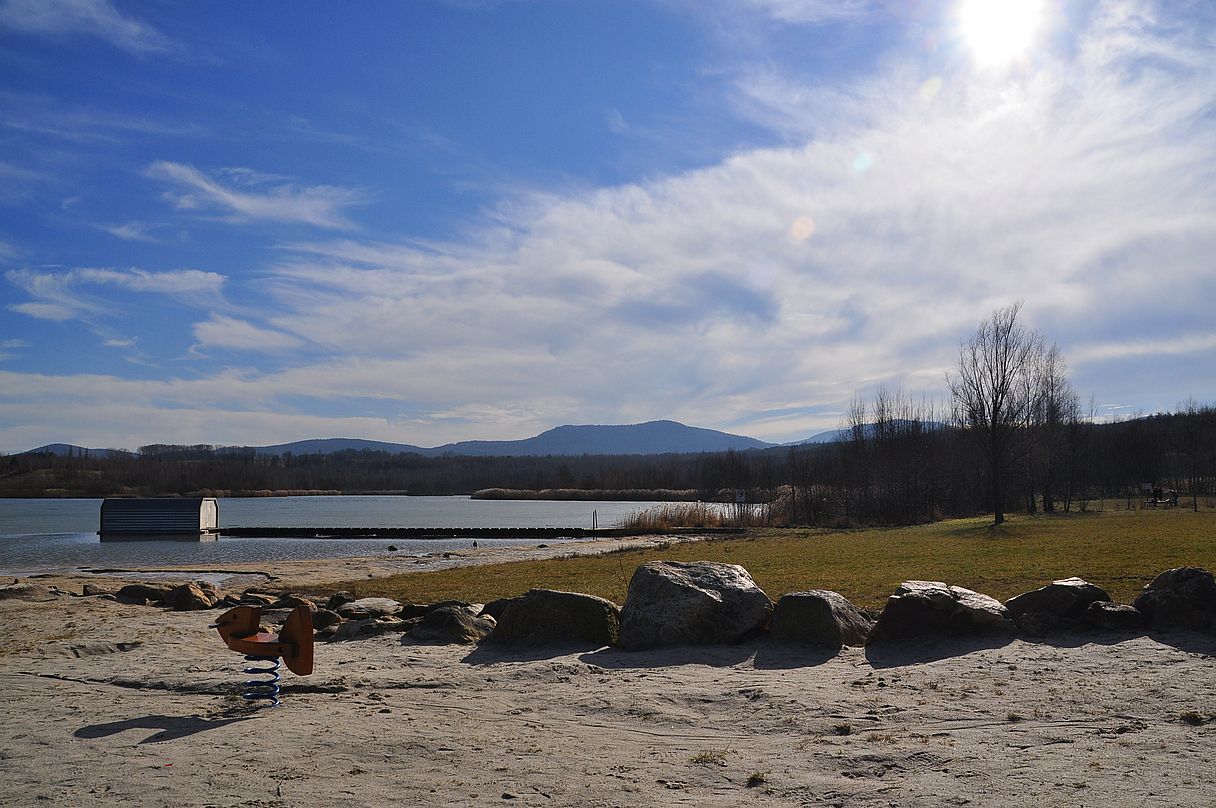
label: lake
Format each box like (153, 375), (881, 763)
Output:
(0, 495), (667, 575)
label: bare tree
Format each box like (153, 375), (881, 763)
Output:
(947, 302), (1044, 525)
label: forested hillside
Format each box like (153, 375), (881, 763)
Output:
(4, 407), (1212, 527)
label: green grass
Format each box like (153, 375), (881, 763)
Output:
(335, 509), (1215, 610)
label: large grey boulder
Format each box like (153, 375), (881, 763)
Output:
(867, 581), (1013, 644)
(617, 561), (773, 650)
(337, 597), (403, 620)
(1133, 567), (1216, 630)
(770, 590), (872, 650)
(409, 605), (496, 645)
(488, 589), (620, 647)
(1004, 577), (1112, 634)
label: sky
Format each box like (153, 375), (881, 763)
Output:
(1, 0), (1213, 453)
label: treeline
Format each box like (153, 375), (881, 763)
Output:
(3, 404), (1213, 526)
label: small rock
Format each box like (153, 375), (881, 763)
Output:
(273, 593), (316, 610)
(1084, 601), (1146, 631)
(312, 608), (343, 630)
(0, 583), (56, 601)
(409, 605), (495, 645)
(326, 590), (356, 611)
(116, 583), (175, 605)
(164, 581), (220, 611)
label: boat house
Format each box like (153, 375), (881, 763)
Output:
(99, 497), (219, 541)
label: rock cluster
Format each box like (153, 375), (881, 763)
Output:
(76, 563), (1216, 654)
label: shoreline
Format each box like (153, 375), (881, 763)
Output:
(6, 530), (716, 594)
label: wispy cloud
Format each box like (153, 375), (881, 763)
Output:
(0, 338), (28, 361)
(191, 315), (304, 353)
(735, 0), (876, 25)
(147, 162), (365, 230)
(0, 0), (174, 55)
(97, 221), (161, 242)
(6, 267), (226, 321)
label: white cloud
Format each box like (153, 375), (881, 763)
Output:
(234, 2), (1212, 442)
(2, 0), (1213, 450)
(1071, 333), (1216, 365)
(192, 315), (304, 353)
(147, 162), (365, 230)
(0, 0), (173, 54)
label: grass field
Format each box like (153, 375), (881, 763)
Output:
(339, 508), (1215, 610)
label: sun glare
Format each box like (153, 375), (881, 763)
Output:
(959, 0), (1045, 68)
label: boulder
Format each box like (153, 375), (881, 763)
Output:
(1084, 601), (1146, 631)
(479, 598), (514, 621)
(400, 600), (473, 620)
(770, 590), (873, 650)
(326, 590), (356, 611)
(273, 593), (317, 610)
(115, 583), (175, 605)
(867, 581), (1013, 644)
(337, 597), (402, 620)
(409, 605), (495, 645)
(239, 591), (277, 606)
(488, 589), (620, 647)
(1003, 577), (1111, 634)
(311, 607), (343, 630)
(164, 581), (220, 611)
(0, 583), (56, 601)
(333, 616), (415, 641)
(81, 584), (113, 597)
(1133, 567), (1216, 630)
(617, 561), (773, 650)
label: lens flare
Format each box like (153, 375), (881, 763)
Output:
(789, 216), (816, 241)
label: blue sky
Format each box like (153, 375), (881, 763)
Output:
(1, 0), (1213, 453)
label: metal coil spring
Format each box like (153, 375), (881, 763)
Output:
(242, 655), (281, 707)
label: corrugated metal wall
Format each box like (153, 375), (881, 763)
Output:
(100, 498), (219, 535)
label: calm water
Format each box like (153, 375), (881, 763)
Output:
(0, 496), (665, 574)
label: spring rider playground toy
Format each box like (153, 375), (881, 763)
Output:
(212, 605), (314, 707)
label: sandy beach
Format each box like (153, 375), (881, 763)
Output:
(2, 543), (1214, 807)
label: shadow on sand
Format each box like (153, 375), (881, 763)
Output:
(460, 641), (609, 665)
(74, 713), (255, 744)
(578, 643), (757, 669)
(751, 638), (839, 670)
(864, 633), (1015, 669)
(1017, 626), (1216, 655)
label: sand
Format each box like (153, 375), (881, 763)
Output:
(1, 550), (1214, 807)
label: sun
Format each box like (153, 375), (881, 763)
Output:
(958, 0), (1045, 68)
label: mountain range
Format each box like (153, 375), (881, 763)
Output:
(21, 419), (868, 459)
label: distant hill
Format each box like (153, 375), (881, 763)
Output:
(429, 420), (774, 457)
(21, 444), (131, 458)
(19, 420), (952, 460)
(253, 420), (773, 458)
(253, 438), (427, 456)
